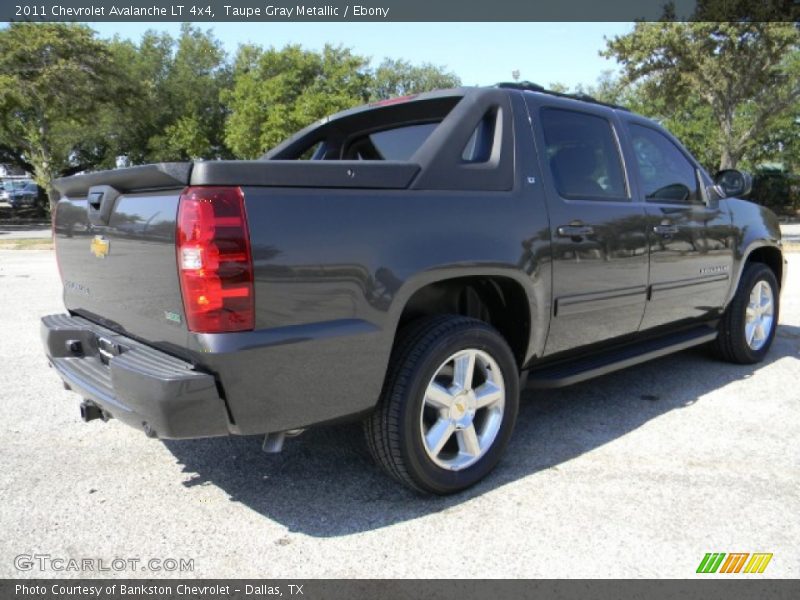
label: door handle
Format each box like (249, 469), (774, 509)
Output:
(653, 224), (679, 236)
(557, 224), (594, 238)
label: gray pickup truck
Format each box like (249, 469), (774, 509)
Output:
(42, 83), (786, 494)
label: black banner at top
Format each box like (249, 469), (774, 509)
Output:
(3, 0), (800, 22)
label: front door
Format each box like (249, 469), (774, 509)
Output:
(622, 121), (735, 330)
(527, 101), (649, 356)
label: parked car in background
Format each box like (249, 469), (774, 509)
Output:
(8, 180), (42, 209)
(1, 179), (24, 208)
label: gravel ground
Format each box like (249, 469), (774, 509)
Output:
(0, 248), (797, 579)
(781, 222), (800, 246)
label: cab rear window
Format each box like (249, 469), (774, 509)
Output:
(345, 123), (439, 161)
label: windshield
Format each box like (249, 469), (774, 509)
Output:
(3, 180), (30, 190)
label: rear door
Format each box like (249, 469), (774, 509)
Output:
(621, 119), (734, 330)
(525, 98), (649, 356)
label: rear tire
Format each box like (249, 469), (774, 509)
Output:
(365, 315), (519, 495)
(714, 263), (779, 364)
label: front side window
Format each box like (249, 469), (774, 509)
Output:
(540, 108), (627, 200)
(629, 124), (699, 204)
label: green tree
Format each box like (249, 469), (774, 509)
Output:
(573, 70), (626, 105)
(0, 23), (126, 208)
(106, 31), (175, 166)
(691, 0), (800, 21)
(637, 94), (720, 173)
(109, 24), (231, 164)
(603, 22), (800, 171)
(546, 82), (570, 94)
(224, 44), (370, 158)
(741, 84), (800, 172)
(148, 23), (231, 161)
(368, 59), (460, 100)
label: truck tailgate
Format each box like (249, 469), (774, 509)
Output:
(51, 159), (419, 349)
(53, 164), (191, 349)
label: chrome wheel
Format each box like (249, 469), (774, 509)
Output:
(745, 280), (774, 351)
(420, 348), (505, 471)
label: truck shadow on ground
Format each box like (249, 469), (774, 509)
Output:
(163, 324), (800, 537)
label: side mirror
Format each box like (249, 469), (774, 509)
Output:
(714, 169), (753, 198)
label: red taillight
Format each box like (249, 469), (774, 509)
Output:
(176, 186), (254, 333)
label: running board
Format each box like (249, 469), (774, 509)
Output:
(525, 326), (718, 389)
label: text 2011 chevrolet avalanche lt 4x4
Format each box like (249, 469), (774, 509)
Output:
(42, 83), (786, 494)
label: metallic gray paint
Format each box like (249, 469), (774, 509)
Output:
(723, 198), (786, 306)
(47, 86), (785, 438)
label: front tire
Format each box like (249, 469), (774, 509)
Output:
(714, 263), (779, 364)
(365, 315), (519, 495)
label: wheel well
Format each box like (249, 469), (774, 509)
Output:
(746, 246), (783, 288)
(397, 276), (530, 366)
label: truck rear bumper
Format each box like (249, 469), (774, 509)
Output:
(41, 314), (230, 439)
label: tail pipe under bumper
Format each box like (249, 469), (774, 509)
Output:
(42, 313), (231, 439)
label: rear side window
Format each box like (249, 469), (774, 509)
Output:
(462, 108), (499, 163)
(345, 123), (438, 160)
(540, 108), (627, 200)
(629, 124), (699, 204)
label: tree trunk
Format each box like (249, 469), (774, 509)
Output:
(718, 148), (736, 171)
(31, 162), (57, 216)
(46, 184), (59, 215)
(718, 107), (739, 172)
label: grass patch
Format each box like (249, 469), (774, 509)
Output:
(0, 237), (53, 250)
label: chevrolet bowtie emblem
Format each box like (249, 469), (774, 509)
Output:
(91, 235), (110, 259)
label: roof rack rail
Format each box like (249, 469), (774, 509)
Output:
(495, 81), (630, 112)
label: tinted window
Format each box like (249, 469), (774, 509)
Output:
(297, 141), (324, 160)
(540, 108), (627, 200)
(462, 109), (498, 163)
(365, 123), (438, 160)
(629, 124), (699, 204)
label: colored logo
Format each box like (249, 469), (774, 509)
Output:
(164, 310), (182, 324)
(90, 235), (110, 259)
(697, 552), (773, 574)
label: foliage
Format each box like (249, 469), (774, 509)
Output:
(223, 44), (370, 158)
(147, 24), (231, 161)
(572, 70), (625, 105)
(109, 23), (231, 164)
(691, 0), (800, 21)
(603, 22), (800, 171)
(0, 23), (127, 208)
(369, 59), (460, 100)
(751, 168), (799, 213)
